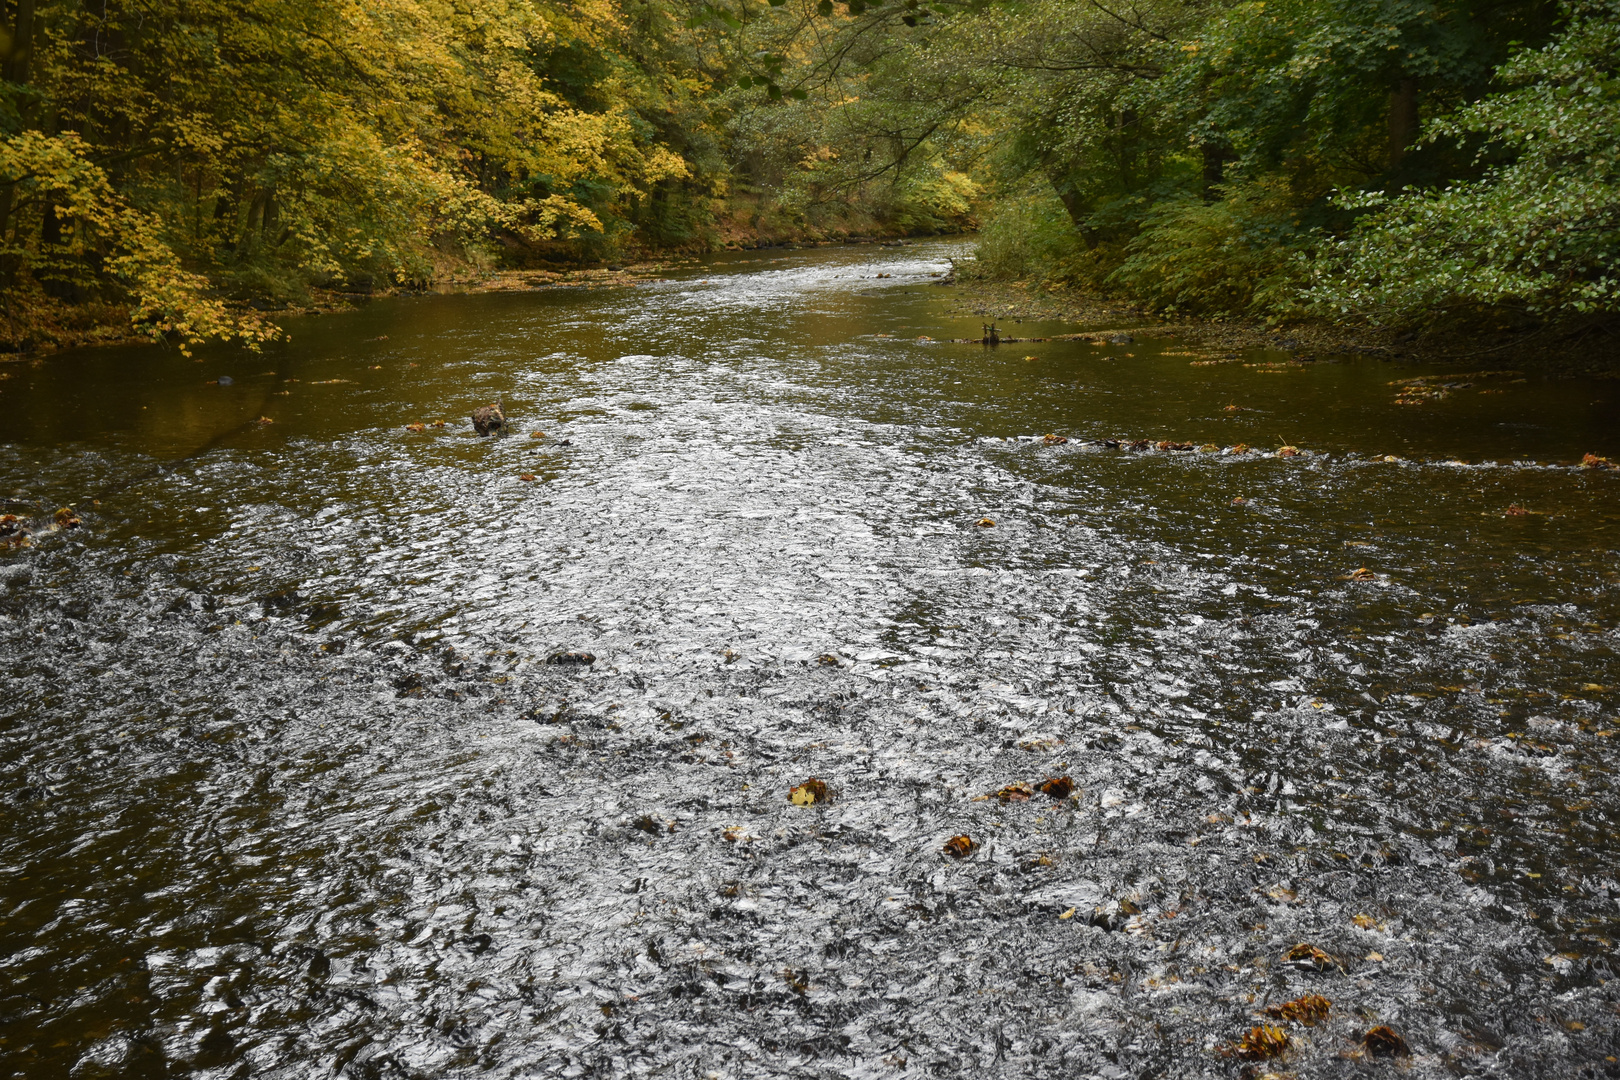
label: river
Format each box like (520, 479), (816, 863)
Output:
(1, 240), (1617, 1078)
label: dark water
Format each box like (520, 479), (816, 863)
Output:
(2, 242), (1619, 1079)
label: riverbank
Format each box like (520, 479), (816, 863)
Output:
(949, 279), (1620, 377)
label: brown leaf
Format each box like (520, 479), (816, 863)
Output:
(1042, 433), (1068, 445)
(519, 474), (536, 482)
(405, 423), (425, 432)
(1282, 942), (1335, 970)
(531, 431), (546, 438)
(789, 778), (829, 806)
(1036, 776), (1075, 799)
(1261, 993), (1331, 1025)
(1223, 1025), (1290, 1061)
(1503, 504), (1530, 516)
(975, 517), (996, 528)
(942, 834), (975, 859)
(1581, 453), (1613, 469)
(992, 782), (1033, 803)
(256, 416), (274, 424)
(1230, 443), (1249, 454)
(1278, 445), (1300, 457)
(1363, 1026), (1409, 1057)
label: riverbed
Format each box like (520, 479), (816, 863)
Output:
(2, 240), (1618, 1078)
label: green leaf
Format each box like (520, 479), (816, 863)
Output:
(789, 87), (808, 100)
(735, 75), (753, 88)
(848, 0), (867, 13)
(817, 0), (834, 15)
(767, 82), (783, 100)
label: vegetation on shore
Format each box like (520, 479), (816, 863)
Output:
(1, 0), (1614, 354)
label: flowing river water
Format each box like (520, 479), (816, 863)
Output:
(2, 240), (1619, 1079)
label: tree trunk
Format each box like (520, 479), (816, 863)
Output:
(1387, 78), (1419, 167)
(1201, 143), (1228, 203)
(0, 0), (40, 252)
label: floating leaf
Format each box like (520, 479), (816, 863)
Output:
(975, 517), (995, 528)
(1283, 942), (1335, 970)
(1230, 443), (1249, 454)
(530, 430), (546, 438)
(1231, 1025), (1290, 1060)
(992, 782), (1033, 803)
(790, 778), (829, 806)
(1346, 567), (1377, 581)
(1582, 453), (1614, 469)
(1262, 993), (1331, 1025)
(52, 508), (82, 529)
(1037, 776), (1075, 799)
(942, 834), (974, 858)
(406, 423), (425, 432)
(1504, 503), (1530, 516)
(519, 473), (536, 482)
(1042, 433), (1068, 445)
(1278, 445), (1300, 457)
(256, 416), (274, 424)
(1363, 1026), (1409, 1057)
(1352, 913), (1378, 929)
(816, 653), (840, 666)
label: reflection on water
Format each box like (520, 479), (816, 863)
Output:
(2, 242), (1618, 1078)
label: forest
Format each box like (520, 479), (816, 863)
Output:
(0, 0), (1615, 352)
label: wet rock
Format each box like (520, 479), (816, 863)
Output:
(472, 400), (506, 436)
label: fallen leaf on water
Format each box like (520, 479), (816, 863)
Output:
(1223, 404), (1242, 411)
(993, 782), (1033, 803)
(1231, 496), (1248, 506)
(975, 517), (996, 528)
(1503, 504), (1530, 516)
(1262, 993), (1331, 1025)
(1037, 776), (1075, 799)
(309, 379), (353, 385)
(1230, 443), (1250, 454)
(1200, 443), (1220, 451)
(942, 834), (975, 859)
(1278, 445), (1300, 457)
(519, 474), (536, 482)
(1058, 907), (1075, 920)
(1157, 440), (1195, 451)
(1366, 951), (1384, 961)
(369, 365), (383, 370)
(1024, 354), (1039, 361)
(1016, 736), (1063, 751)
(1581, 453), (1613, 469)
(1352, 913), (1378, 930)
(1363, 1026), (1409, 1057)
(405, 423), (425, 432)
(1043, 433), (1068, 445)
(530, 431), (546, 438)
(1223, 1025), (1290, 1061)
(1346, 567), (1377, 581)
(1283, 942), (1335, 970)
(789, 778), (829, 806)
(53, 508), (82, 529)
(816, 653), (841, 667)
(431, 420), (446, 427)
(256, 416), (274, 424)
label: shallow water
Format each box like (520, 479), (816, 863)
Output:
(2, 241), (1618, 1079)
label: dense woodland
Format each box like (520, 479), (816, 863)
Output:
(0, 0), (1615, 351)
